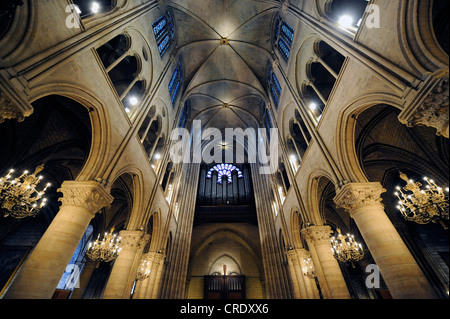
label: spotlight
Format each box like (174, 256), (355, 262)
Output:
(338, 15), (354, 28)
(91, 2), (100, 14)
(129, 96), (139, 106)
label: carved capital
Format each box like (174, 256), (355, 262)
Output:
(119, 230), (145, 250)
(334, 182), (386, 216)
(296, 248), (311, 260)
(152, 252), (165, 265)
(0, 92), (25, 123)
(301, 226), (333, 245)
(58, 181), (113, 216)
(286, 249), (300, 264)
(286, 248), (310, 264)
(405, 76), (449, 137)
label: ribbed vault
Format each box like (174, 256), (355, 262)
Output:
(168, 0), (280, 135)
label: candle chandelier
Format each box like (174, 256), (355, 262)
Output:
(302, 257), (317, 279)
(85, 227), (122, 263)
(136, 254), (151, 281)
(394, 173), (449, 226)
(331, 228), (364, 264)
(0, 164), (51, 219)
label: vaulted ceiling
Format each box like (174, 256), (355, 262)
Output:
(168, 0), (280, 131)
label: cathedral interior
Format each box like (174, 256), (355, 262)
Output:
(0, 0), (448, 301)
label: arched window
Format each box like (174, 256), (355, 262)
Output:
(304, 40), (345, 124)
(279, 162), (290, 191)
(198, 164), (252, 206)
(264, 108), (273, 139)
(96, 34), (147, 119)
(141, 118), (161, 159)
(303, 84), (325, 124)
(327, 0), (369, 29)
(273, 17), (295, 62)
(97, 34), (130, 70)
(72, 0), (115, 18)
(153, 11), (175, 57)
(267, 65), (282, 109)
(178, 101), (191, 129)
(169, 60), (183, 105)
(289, 111), (311, 164)
(206, 164), (244, 184)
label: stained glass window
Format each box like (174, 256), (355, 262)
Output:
(153, 12), (175, 57)
(169, 60), (183, 105)
(273, 18), (295, 62)
(206, 164), (244, 184)
(178, 102), (190, 128)
(265, 108), (273, 138)
(268, 67), (282, 108)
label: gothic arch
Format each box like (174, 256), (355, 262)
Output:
(187, 227), (264, 280)
(336, 93), (404, 183)
(295, 34), (321, 97)
(107, 164), (148, 230)
(400, 0), (449, 73)
(306, 170), (339, 226)
(207, 254), (243, 276)
(28, 83), (113, 182)
(290, 208), (307, 249)
(147, 208), (163, 252)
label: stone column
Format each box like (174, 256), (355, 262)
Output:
(302, 226), (350, 299)
(250, 163), (292, 299)
(160, 163), (201, 299)
(102, 230), (148, 299)
(132, 252), (154, 299)
(297, 249), (320, 299)
(144, 252), (165, 299)
(70, 261), (98, 299)
(4, 181), (113, 299)
(286, 249), (305, 299)
(334, 182), (437, 299)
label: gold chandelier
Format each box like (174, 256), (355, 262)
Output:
(331, 228), (364, 264)
(0, 164), (51, 218)
(302, 257), (316, 279)
(136, 254), (151, 281)
(86, 227), (122, 263)
(394, 173), (449, 225)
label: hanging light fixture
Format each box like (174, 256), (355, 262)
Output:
(85, 227), (122, 263)
(302, 257), (316, 279)
(0, 164), (51, 219)
(394, 173), (449, 226)
(331, 228), (364, 265)
(136, 254), (151, 281)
